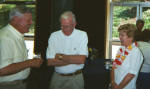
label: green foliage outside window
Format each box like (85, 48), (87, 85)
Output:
(143, 9), (150, 30)
(113, 6), (150, 38)
(113, 6), (136, 38)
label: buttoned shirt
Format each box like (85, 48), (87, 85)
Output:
(46, 29), (88, 74)
(114, 45), (143, 89)
(0, 24), (30, 83)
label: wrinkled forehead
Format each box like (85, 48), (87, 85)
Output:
(23, 12), (32, 16)
(61, 17), (73, 24)
(61, 16), (72, 21)
(21, 13), (32, 19)
(119, 30), (127, 33)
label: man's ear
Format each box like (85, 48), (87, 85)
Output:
(12, 16), (21, 22)
(73, 22), (77, 27)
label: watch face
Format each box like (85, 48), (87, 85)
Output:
(59, 55), (63, 60)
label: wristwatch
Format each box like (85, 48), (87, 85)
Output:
(58, 55), (63, 60)
(111, 81), (114, 84)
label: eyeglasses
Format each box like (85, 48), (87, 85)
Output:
(61, 25), (74, 29)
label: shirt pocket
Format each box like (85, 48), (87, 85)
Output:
(68, 45), (79, 55)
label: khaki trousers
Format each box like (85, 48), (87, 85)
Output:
(50, 72), (84, 89)
(0, 80), (26, 89)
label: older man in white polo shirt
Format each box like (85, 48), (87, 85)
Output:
(46, 11), (88, 89)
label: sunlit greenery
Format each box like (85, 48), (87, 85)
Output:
(0, 4), (36, 34)
(113, 6), (136, 38)
(112, 6), (150, 38)
(143, 8), (150, 30)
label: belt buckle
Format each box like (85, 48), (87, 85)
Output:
(64, 69), (82, 76)
(74, 69), (82, 75)
(57, 69), (82, 76)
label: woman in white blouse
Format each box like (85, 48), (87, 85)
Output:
(110, 24), (143, 89)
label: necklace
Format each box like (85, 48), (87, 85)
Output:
(113, 42), (138, 69)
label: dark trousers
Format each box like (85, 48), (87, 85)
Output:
(137, 72), (150, 89)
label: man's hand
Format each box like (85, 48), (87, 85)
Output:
(0, 58), (43, 76)
(29, 58), (43, 68)
(47, 54), (69, 66)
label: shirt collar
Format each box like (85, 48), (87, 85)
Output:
(61, 28), (76, 37)
(7, 24), (24, 39)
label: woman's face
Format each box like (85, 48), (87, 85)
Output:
(119, 30), (133, 47)
(136, 23), (144, 31)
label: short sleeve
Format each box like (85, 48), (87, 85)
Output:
(128, 48), (143, 75)
(46, 33), (56, 59)
(78, 32), (88, 57)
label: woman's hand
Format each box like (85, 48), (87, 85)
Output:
(111, 82), (119, 89)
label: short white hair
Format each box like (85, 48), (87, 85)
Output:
(9, 5), (31, 21)
(60, 11), (76, 23)
(9, 9), (23, 21)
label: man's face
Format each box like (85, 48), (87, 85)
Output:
(136, 23), (144, 31)
(61, 17), (76, 36)
(17, 13), (33, 34)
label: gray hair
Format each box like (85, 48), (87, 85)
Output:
(60, 11), (76, 23)
(9, 5), (31, 21)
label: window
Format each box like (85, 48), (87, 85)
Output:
(106, 1), (150, 59)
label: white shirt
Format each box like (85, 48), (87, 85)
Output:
(0, 24), (30, 83)
(46, 29), (88, 74)
(138, 41), (150, 73)
(114, 45), (143, 89)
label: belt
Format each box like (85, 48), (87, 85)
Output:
(0, 80), (25, 85)
(57, 69), (82, 76)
